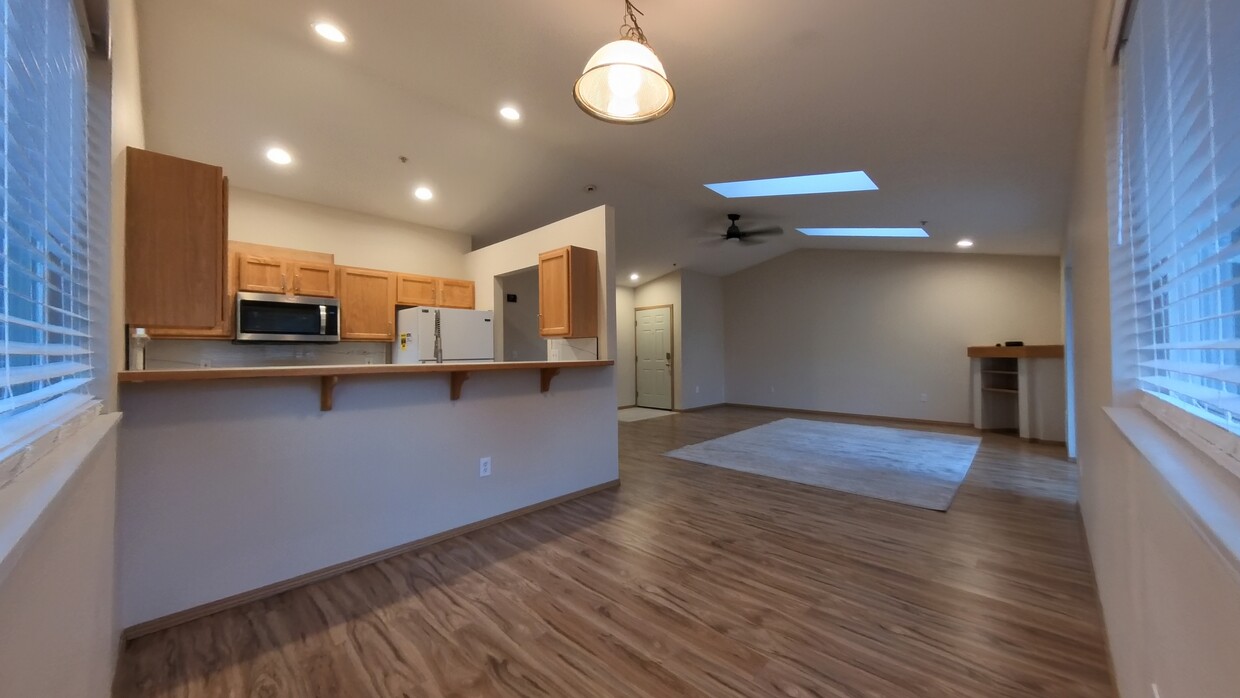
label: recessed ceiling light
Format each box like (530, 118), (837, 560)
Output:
(413, 186), (433, 201)
(957, 239), (975, 248)
(499, 106), (521, 121)
(265, 147), (293, 165)
(629, 273), (640, 282)
(798, 228), (929, 238)
(705, 171), (879, 199)
(312, 22), (347, 44)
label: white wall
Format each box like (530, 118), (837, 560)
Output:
(679, 270), (726, 409)
(228, 188), (472, 277)
(724, 249), (1062, 424)
(635, 271), (683, 408)
(117, 206), (618, 629)
(615, 287), (635, 406)
(1068, 2), (1240, 696)
(499, 268), (546, 362)
(0, 417), (120, 698)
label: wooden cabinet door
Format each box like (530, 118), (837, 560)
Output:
(539, 246), (598, 338)
(292, 261), (336, 298)
(538, 248), (571, 336)
(149, 242), (238, 339)
(396, 274), (437, 306)
(125, 147), (226, 327)
(436, 278), (475, 309)
(338, 267), (396, 341)
(237, 255), (287, 294)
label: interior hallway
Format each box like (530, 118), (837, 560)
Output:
(116, 407), (1114, 697)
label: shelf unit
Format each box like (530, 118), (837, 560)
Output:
(967, 346), (1067, 442)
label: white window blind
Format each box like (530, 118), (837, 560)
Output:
(0, 0), (93, 448)
(1120, 0), (1240, 432)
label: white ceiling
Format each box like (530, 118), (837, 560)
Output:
(135, 0), (1094, 283)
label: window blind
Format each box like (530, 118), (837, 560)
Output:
(1121, 0), (1240, 431)
(0, 0), (93, 447)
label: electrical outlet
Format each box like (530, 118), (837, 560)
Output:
(920, 393), (928, 402)
(695, 385), (700, 394)
(479, 456), (492, 478)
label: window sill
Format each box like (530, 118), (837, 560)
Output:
(0, 412), (121, 587)
(1105, 406), (1240, 582)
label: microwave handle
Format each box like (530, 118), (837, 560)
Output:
(320, 305), (327, 335)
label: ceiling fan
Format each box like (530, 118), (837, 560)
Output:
(712, 214), (784, 244)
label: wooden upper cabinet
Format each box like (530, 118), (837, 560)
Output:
(338, 267), (396, 341)
(436, 278), (475, 309)
(291, 261), (336, 298)
(125, 147), (227, 328)
(237, 255), (286, 294)
(238, 254), (336, 298)
(396, 274), (475, 308)
(396, 274), (438, 306)
(538, 246), (598, 338)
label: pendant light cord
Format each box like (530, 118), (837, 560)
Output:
(620, 0), (650, 45)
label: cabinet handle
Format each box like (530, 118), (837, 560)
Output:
(281, 273), (287, 293)
(295, 275), (301, 293)
(388, 321), (393, 336)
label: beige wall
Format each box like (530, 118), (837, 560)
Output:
(679, 270), (726, 409)
(228, 188), (471, 277)
(615, 286), (636, 407)
(0, 417), (120, 698)
(468, 206), (615, 362)
(1068, 2), (1240, 697)
(109, 0), (146, 407)
(635, 271), (683, 408)
(724, 249), (1062, 423)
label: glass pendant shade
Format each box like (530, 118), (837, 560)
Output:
(573, 39), (674, 124)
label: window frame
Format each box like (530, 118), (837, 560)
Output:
(0, 0), (106, 488)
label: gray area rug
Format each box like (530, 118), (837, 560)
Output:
(664, 418), (981, 511)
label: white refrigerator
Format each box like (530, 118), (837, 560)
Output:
(393, 308), (495, 364)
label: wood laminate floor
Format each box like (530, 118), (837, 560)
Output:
(116, 407), (1116, 697)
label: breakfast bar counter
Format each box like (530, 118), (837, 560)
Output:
(118, 360), (613, 410)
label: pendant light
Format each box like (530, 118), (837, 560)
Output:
(573, 1), (675, 124)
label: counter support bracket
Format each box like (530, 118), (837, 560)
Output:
(320, 375), (339, 411)
(450, 371), (470, 401)
(540, 367), (561, 393)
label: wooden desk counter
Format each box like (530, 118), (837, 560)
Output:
(118, 360), (613, 410)
(966, 345), (1064, 359)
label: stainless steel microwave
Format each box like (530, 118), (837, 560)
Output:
(235, 291), (340, 343)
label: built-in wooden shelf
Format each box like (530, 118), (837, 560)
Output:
(118, 360), (613, 411)
(967, 345), (1065, 359)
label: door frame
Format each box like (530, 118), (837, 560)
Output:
(634, 303), (674, 410)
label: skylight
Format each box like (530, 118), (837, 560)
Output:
(704, 171), (878, 198)
(797, 228), (929, 238)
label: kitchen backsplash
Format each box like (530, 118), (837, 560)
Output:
(143, 340), (389, 370)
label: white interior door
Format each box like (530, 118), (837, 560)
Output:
(636, 307), (672, 409)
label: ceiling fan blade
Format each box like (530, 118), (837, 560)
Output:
(738, 236), (766, 245)
(744, 226), (784, 237)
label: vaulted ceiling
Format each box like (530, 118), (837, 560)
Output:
(135, 0), (1095, 282)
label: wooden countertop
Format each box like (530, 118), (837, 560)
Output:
(118, 360), (612, 383)
(967, 345), (1064, 359)
(118, 361), (613, 410)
